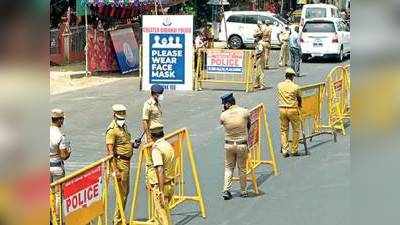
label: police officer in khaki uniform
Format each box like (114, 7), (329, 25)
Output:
(277, 68), (302, 157)
(219, 93), (250, 200)
(253, 21), (264, 44)
(143, 84), (164, 143)
(105, 104), (133, 225)
(254, 40), (267, 90)
(145, 131), (175, 225)
(278, 26), (290, 67)
(262, 20), (273, 69)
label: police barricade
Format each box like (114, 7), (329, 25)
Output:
(130, 128), (206, 225)
(325, 65), (351, 135)
(298, 83), (337, 154)
(50, 155), (127, 225)
(195, 48), (255, 92)
(233, 103), (279, 194)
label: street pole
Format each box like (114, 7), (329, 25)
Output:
(85, 6), (88, 77)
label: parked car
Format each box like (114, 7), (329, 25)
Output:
(218, 11), (289, 49)
(300, 18), (350, 62)
(300, 4), (341, 27)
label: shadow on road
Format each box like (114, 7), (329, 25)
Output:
(173, 211), (201, 225)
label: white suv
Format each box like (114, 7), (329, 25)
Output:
(300, 18), (350, 62)
(219, 11), (288, 49)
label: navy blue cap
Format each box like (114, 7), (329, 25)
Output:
(221, 93), (234, 104)
(151, 84), (164, 94)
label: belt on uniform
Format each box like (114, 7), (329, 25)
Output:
(114, 154), (131, 161)
(49, 161), (63, 167)
(225, 140), (247, 145)
(279, 106), (297, 109)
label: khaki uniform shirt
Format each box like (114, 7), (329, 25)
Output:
(279, 31), (290, 43)
(277, 79), (301, 108)
(146, 139), (176, 185)
(142, 97), (163, 132)
(254, 26), (263, 41)
(262, 25), (272, 42)
(105, 120), (133, 158)
(220, 105), (250, 141)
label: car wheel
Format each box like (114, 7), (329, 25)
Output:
(228, 35), (243, 49)
(337, 47), (344, 62)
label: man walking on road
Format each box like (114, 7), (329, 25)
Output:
(289, 26), (302, 77)
(254, 39), (268, 90)
(262, 20), (273, 69)
(143, 84), (164, 143)
(277, 68), (302, 157)
(145, 131), (176, 225)
(105, 104), (133, 225)
(220, 93), (250, 200)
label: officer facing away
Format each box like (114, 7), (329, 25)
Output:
(278, 26), (291, 67)
(220, 93), (251, 200)
(277, 68), (302, 157)
(50, 108), (72, 182)
(145, 131), (176, 225)
(253, 20), (264, 44)
(143, 84), (164, 143)
(105, 104), (133, 225)
(262, 20), (273, 69)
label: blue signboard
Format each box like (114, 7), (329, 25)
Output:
(149, 33), (185, 84)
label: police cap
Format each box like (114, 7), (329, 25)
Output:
(51, 108), (64, 118)
(220, 93), (234, 105)
(151, 84), (164, 94)
(112, 104), (127, 119)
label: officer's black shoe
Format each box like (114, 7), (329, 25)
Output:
(222, 191), (233, 200)
(283, 152), (290, 158)
(291, 152), (300, 157)
(240, 191), (248, 198)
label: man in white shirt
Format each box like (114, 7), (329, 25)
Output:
(289, 26), (302, 77)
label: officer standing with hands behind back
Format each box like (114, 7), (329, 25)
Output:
(143, 84), (165, 143)
(105, 104), (133, 225)
(220, 93), (251, 200)
(277, 68), (302, 158)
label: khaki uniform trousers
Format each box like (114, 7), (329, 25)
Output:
(279, 42), (289, 67)
(113, 159), (130, 225)
(150, 183), (175, 225)
(264, 41), (271, 68)
(255, 57), (265, 87)
(279, 107), (301, 154)
(223, 142), (248, 192)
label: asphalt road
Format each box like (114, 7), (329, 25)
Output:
(51, 51), (350, 225)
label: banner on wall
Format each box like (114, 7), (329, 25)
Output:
(142, 15), (193, 91)
(110, 28), (140, 74)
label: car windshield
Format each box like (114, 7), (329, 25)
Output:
(273, 14), (288, 24)
(303, 21), (336, 33)
(305, 8), (327, 19)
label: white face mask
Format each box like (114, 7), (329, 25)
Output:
(158, 94), (164, 102)
(116, 119), (125, 127)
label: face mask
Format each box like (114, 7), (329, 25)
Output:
(158, 94), (164, 102)
(116, 119), (125, 127)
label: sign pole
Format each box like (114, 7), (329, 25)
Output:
(85, 5), (89, 77)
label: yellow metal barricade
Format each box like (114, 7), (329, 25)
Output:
(325, 65), (351, 135)
(299, 83), (337, 153)
(130, 128), (206, 225)
(50, 155), (127, 225)
(233, 103), (279, 194)
(195, 48), (256, 92)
